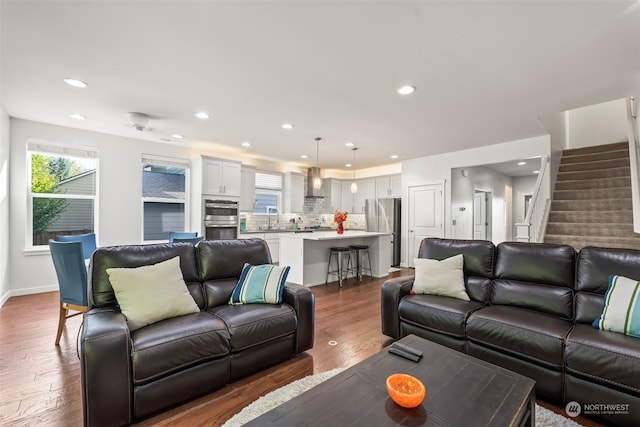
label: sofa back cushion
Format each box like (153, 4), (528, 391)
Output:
(493, 242), (575, 319)
(575, 246), (640, 324)
(418, 238), (495, 302)
(198, 238), (272, 307)
(89, 242), (203, 309)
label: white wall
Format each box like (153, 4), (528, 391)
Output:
(567, 99), (628, 149)
(401, 135), (551, 266)
(0, 108), (10, 306)
(511, 175), (538, 238)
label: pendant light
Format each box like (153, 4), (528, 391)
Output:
(313, 137), (322, 189)
(350, 147), (358, 193)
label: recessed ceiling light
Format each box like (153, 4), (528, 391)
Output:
(195, 112), (210, 119)
(300, 155), (308, 159)
(281, 123), (294, 130)
(69, 114), (86, 120)
(533, 170), (540, 174)
(390, 154), (399, 159)
(172, 134), (184, 139)
(345, 163), (352, 168)
(241, 141), (251, 147)
(64, 78), (88, 88)
(397, 85), (416, 95)
(345, 142), (354, 147)
(517, 161), (527, 166)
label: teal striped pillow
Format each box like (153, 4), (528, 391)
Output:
(229, 263), (290, 305)
(593, 275), (640, 338)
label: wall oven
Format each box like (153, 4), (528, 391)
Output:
(203, 199), (239, 240)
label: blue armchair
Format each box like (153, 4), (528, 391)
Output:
(168, 231), (198, 242)
(49, 240), (89, 345)
(57, 232), (97, 261)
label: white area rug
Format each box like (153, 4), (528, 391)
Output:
(222, 368), (583, 427)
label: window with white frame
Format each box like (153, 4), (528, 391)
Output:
(255, 171), (282, 214)
(141, 155), (190, 241)
(27, 141), (98, 248)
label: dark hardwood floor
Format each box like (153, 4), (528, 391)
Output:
(0, 270), (602, 426)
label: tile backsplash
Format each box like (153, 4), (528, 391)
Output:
(241, 193), (365, 232)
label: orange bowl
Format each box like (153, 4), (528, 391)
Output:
(386, 373), (426, 408)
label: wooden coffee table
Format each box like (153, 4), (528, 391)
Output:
(246, 334), (535, 426)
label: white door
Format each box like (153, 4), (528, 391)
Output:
(473, 192), (487, 240)
(408, 184), (444, 267)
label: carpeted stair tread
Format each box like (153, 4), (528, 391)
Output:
(545, 235), (640, 251)
(551, 198), (632, 211)
(548, 210), (634, 223)
(562, 141), (628, 156)
(560, 148), (629, 165)
(557, 167), (630, 181)
(559, 157), (630, 172)
(552, 187), (631, 200)
(555, 176), (631, 190)
(546, 222), (635, 237)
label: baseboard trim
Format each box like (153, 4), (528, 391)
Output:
(0, 290), (10, 308)
(4, 285), (58, 305)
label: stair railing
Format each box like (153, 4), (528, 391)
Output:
(515, 155), (550, 242)
(627, 97), (640, 234)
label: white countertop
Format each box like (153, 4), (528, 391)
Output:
(279, 230), (390, 241)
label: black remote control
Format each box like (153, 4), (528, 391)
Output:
(388, 347), (421, 362)
(392, 342), (423, 358)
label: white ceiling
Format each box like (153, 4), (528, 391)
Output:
(2, 1), (640, 170)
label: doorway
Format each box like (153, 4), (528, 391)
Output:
(473, 189), (492, 241)
(408, 183), (444, 267)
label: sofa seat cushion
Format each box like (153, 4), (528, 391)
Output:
(131, 311), (230, 385)
(399, 295), (484, 338)
(209, 303), (297, 352)
(566, 324), (640, 395)
(466, 306), (572, 369)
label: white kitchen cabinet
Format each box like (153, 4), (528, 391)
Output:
(202, 157), (241, 197)
(323, 178), (343, 214)
(283, 172), (304, 213)
(265, 236), (280, 263)
(240, 165), (256, 211)
(375, 174), (402, 198)
(353, 178), (376, 213)
(342, 181), (355, 213)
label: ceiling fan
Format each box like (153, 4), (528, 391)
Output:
(128, 112), (152, 132)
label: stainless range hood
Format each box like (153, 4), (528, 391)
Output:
(306, 167), (324, 198)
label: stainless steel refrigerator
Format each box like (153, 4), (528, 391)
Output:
(365, 198), (401, 267)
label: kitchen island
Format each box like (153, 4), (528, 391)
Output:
(279, 230), (392, 286)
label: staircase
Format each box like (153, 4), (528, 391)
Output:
(544, 141), (640, 251)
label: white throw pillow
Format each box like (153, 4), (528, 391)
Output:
(412, 254), (470, 301)
(106, 256), (199, 331)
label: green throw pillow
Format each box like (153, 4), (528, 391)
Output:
(412, 254), (470, 301)
(106, 256), (199, 331)
(229, 263), (290, 305)
(593, 274), (640, 338)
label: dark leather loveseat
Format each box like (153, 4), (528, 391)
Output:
(382, 238), (640, 426)
(81, 238), (314, 426)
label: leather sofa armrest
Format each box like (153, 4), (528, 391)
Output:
(381, 276), (415, 339)
(282, 282), (315, 353)
(81, 308), (132, 427)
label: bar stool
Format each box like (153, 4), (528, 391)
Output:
(349, 244), (372, 282)
(326, 247), (353, 287)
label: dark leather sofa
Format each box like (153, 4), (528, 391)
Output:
(81, 238), (314, 426)
(382, 238), (640, 426)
